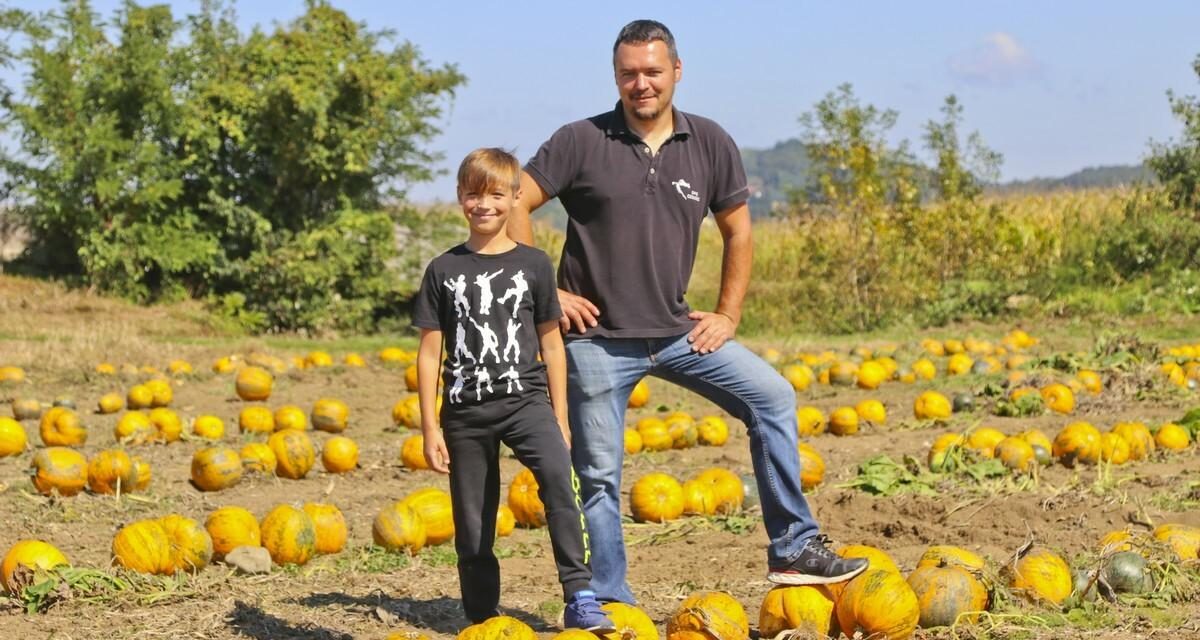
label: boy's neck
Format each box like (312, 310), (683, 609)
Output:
(466, 230), (518, 254)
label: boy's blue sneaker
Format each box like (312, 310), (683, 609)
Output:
(563, 590), (615, 633)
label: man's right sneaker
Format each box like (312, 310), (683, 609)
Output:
(767, 534), (870, 585)
(563, 590), (616, 633)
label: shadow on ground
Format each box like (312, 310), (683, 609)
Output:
(228, 600), (354, 640)
(294, 591), (553, 635)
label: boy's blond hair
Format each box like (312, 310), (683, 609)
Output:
(457, 148), (521, 197)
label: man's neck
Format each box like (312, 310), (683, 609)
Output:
(625, 106), (675, 148)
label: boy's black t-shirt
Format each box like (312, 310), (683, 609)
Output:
(412, 243), (562, 424)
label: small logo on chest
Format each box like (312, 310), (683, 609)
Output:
(672, 178), (701, 202)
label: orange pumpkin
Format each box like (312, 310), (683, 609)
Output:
(630, 472), (684, 523)
(0, 417), (28, 457)
(205, 506), (261, 560)
(321, 436), (359, 473)
(112, 519), (173, 575)
(87, 449), (137, 495)
(627, 379), (650, 408)
(1006, 547), (1072, 606)
(191, 447), (243, 492)
(1052, 421), (1102, 466)
(30, 447), (88, 496)
(666, 591), (748, 640)
(693, 468), (744, 514)
(828, 406), (860, 436)
(113, 410), (155, 444)
(797, 442), (825, 491)
(508, 467), (546, 528)
(274, 405), (308, 432)
(835, 568), (920, 640)
(303, 503), (348, 554)
(838, 544), (900, 575)
(401, 434), (430, 470)
(158, 514), (213, 573)
(268, 429), (316, 480)
(599, 603), (658, 640)
(39, 407), (87, 447)
(372, 500), (426, 553)
(260, 504), (317, 566)
(916, 546), (986, 574)
(235, 366), (273, 402)
(402, 488), (454, 545)
(2, 540), (69, 595)
(311, 398), (349, 433)
(404, 364), (419, 391)
(1039, 383), (1075, 414)
(907, 563), (989, 627)
(758, 585), (835, 639)
(240, 442), (277, 474)
(238, 406), (275, 434)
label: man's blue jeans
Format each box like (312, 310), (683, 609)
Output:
(565, 334), (820, 603)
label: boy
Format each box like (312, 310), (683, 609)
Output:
(412, 148), (613, 632)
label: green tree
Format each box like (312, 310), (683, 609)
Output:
(0, 0), (464, 331)
(1148, 53), (1200, 211)
(923, 95), (1002, 202)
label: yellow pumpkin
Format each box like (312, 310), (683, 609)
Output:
(667, 591), (748, 640)
(828, 406), (859, 436)
(461, 616), (537, 640)
(696, 416), (729, 446)
(401, 434), (430, 470)
(404, 364), (419, 391)
(126, 384), (154, 410)
(1112, 422), (1154, 460)
(1076, 369), (1103, 394)
(1155, 422), (1191, 450)
(1006, 547), (1072, 606)
(260, 504), (317, 566)
(838, 544), (901, 575)
(402, 487), (455, 545)
(0, 417), (28, 457)
(693, 468), (744, 514)
(508, 467), (546, 528)
(993, 436), (1035, 472)
(303, 503), (348, 554)
(636, 418), (672, 452)
(1039, 383), (1075, 414)
(192, 414), (226, 441)
(913, 391), (952, 421)
(97, 392), (124, 414)
(0, 365), (26, 384)
(240, 442), (277, 474)
(599, 603), (659, 640)
(796, 406), (826, 436)
(191, 447), (243, 492)
(666, 415), (699, 449)
(312, 398), (350, 433)
(212, 356), (237, 374)
(1099, 530), (1133, 554)
(148, 408), (183, 443)
(912, 358), (938, 380)
(87, 449), (137, 495)
(631, 472), (684, 523)
(322, 436), (359, 473)
(273, 405), (308, 432)
(797, 442), (825, 491)
(758, 585), (835, 639)
(305, 350), (334, 368)
(1099, 432), (1131, 465)
(965, 428), (1007, 459)
(782, 364), (814, 391)
(907, 564), (989, 628)
(624, 428), (644, 455)
(167, 359), (193, 376)
(835, 568), (920, 640)
(1052, 421), (1102, 466)
(681, 479), (719, 516)
(113, 410), (155, 444)
(379, 347), (408, 364)
(1152, 523), (1200, 561)
(392, 395), (421, 429)
(627, 379), (651, 408)
(828, 360), (859, 386)
(856, 360), (889, 390)
(2, 540), (69, 595)
(30, 447), (87, 496)
(946, 353), (974, 376)
(916, 546), (986, 574)
(495, 504), (516, 538)
(158, 514), (213, 573)
(39, 407), (87, 447)
(131, 455), (152, 491)
(927, 433), (965, 472)
(205, 506), (261, 560)
(238, 406), (275, 434)
(112, 519), (173, 575)
(372, 500), (426, 553)
(144, 379), (173, 408)
(268, 429), (316, 480)
(854, 399), (887, 425)
(235, 366), (273, 402)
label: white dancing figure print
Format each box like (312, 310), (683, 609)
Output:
(469, 318), (501, 364)
(444, 274), (470, 318)
(497, 270), (529, 315)
(451, 322), (476, 365)
(502, 318), (522, 363)
(498, 366), (523, 393)
(474, 269), (504, 315)
(449, 366), (466, 404)
(474, 367), (494, 400)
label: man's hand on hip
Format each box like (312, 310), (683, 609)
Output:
(687, 310), (737, 354)
(558, 288), (601, 334)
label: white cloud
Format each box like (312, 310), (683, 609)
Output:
(948, 32), (1040, 86)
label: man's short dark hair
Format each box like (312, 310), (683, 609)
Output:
(613, 20), (677, 63)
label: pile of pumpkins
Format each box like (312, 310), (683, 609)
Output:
(1161, 341), (1200, 390)
(795, 402), (887, 437)
(625, 413), (729, 454)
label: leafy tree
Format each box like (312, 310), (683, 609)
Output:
(0, 0), (464, 331)
(923, 95), (1002, 202)
(1148, 53), (1200, 211)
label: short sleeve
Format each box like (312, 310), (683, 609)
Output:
(532, 252), (562, 325)
(524, 124), (580, 199)
(411, 260), (444, 330)
(708, 127), (750, 213)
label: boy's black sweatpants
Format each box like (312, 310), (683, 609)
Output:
(443, 398), (592, 622)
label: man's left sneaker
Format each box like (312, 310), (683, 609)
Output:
(563, 590), (616, 633)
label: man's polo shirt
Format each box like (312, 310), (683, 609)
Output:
(525, 103), (750, 339)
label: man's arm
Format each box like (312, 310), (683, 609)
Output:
(687, 202), (752, 354)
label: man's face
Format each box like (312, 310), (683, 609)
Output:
(614, 40), (681, 122)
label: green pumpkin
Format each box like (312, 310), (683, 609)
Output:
(952, 393), (976, 413)
(1103, 552), (1152, 594)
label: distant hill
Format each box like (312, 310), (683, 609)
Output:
(741, 138), (812, 218)
(989, 164), (1154, 194)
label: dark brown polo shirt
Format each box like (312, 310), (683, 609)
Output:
(525, 103), (749, 339)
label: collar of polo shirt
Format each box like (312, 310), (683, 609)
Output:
(605, 101), (693, 142)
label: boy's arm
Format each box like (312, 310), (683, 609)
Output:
(417, 328), (450, 473)
(537, 319), (571, 448)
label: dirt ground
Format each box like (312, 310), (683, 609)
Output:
(0, 281), (1198, 639)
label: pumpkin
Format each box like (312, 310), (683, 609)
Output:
(1102, 551), (1151, 594)
(311, 398), (350, 433)
(305, 350), (334, 368)
(0, 417), (28, 457)
(240, 442), (277, 474)
(403, 487), (455, 545)
(667, 591), (748, 640)
(235, 366), (273, 401)
(758, 585), (835, 638)
(268, 429), (316, 479)
(167, 359), (193, 376)
(322, 436), (359, 473)
(828, 406), (859, 436)
(144, 379), (173, 408)
(2, 540), (68, 595)
(1006, 547), (1073, 606)
(917, 546), (986, 574)
(112, 519), (173, 574)
(696, 416), (729, 446)
(1099, 432), (1131, 465)
(913, 391), (952, 420)
(192, 414), (226, 441)
(693, 468), (743, 514)
(1112, 422), (1154, 460)
(665, 415), (698, 449)
(205, 506), (261, 560)
(95, 362), (117, 375)
(191, 447), (243, 492)
(30, 447), (87, 496)
(158, 514), (213, 573)
(1019, 429), (1053, 456)
(0, 365), (26, 384)
(508, 467), (546, 528)
(39, 407), (87, 447)
(113, 410), (155, 444)
(1098, 530), (1133, 554)
(11, 397), (41, 421)
(624, 428), (644, 455)
(856, 361), (888, 390)
(783, 364), (814, 391)
(404, 364), (419, 391)
(392, 395), (420, 429)
(131, 455), (152, 491)
(1052, 421), (1102, 466)
(303, 503), (348, 554)
(796, 406), (826, 436)
(835, 568), (920, 640)
(928, 433), (965, 472)
(854, 399), (887, 425)
(630, 472), (684, 523)
(343, 353), (367, 367)
(96, 393), (124, 415)
(1076, 369), (1103, 394)
(379, 347), (408, 364)
(912, 358), (937, 380)
(401, 434), (430, 470)
(1152, 523), (1200, 561)
(460, 616), (537, 640)
(1155, 422), (1191, 450)
(994, 436), (1035, 472)
(149, 408), (183, 442)
(907, 563), (989, 627)
(87, 449), (137, 495)
(492, 504), (516, 538)
(838, 544), (900, 575)
(260, 504), (317, 565)
(274, 405), (308, 432)
(636, 418), (672, 452)
(1039, 383), (1075, 414)
(681, 479), (719, 516)
(373, 500), (426, 553)
(946, 353), (974, 376)
(796, 442), (825, 491)
(212, 356), (237, 374)
(238, 406), (275, 434)
(627, 379), (651, 408)
(599, 603), (659, 640)
(965, 427), (1006, 458)
(829, 360), (858, 386)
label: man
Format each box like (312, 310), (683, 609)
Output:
(509, 19), (868, 604)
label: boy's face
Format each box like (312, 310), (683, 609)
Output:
(458, 182), (518, 236)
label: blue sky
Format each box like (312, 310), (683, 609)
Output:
(9, 1), (1200, 202)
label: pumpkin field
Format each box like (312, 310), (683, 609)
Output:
(1, 276), (1198, 640)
